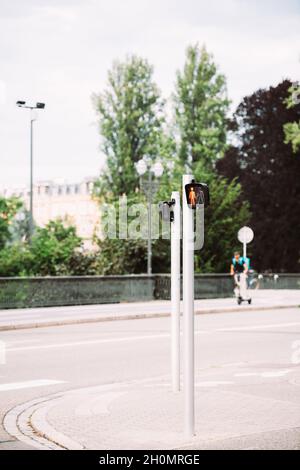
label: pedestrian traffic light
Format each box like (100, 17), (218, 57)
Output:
(185, 181), (209, 209)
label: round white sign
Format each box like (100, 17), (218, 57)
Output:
(238, 226), (254, 244)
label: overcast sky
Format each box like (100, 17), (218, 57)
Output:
(0, 0), (299, 188)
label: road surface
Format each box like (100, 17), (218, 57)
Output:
(0, 306), (300, 449)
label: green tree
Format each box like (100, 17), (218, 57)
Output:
(284, 84), (300, 153)
(156, 163), (250, 273)
(93, 47), (249, 274)
(217, 80), (300, 272)
(0, 219), (98, 277)
(0, 196), (22, 250)
(163, 44), (249, 272)
(0, 243), (33, 277)
(93, 55), (165, 200)
(28, 219), (83, 276)
(94, 238), (147, 275)
(174, 44), (230, 170)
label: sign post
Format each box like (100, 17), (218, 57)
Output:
(182, 174), (195, 439)
(171, 191), (181, 393)
(238, 226), (254, 259)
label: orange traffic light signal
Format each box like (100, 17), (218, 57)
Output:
(185, 181), (209, 209)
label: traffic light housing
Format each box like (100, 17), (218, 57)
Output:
(159, 200), (175, 222)
(185, 181), (209, 209)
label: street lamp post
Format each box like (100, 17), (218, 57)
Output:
(16, 101), (45, 242)
(135, 157), (164, 275)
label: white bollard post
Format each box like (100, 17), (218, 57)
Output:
(171, 191), (181, 393)
(243, 241), (247, 260)
(182, 174), (195, 439)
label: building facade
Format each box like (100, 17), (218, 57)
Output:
(0, 178), (101, 249)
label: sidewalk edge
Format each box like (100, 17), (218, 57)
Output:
(0, 304), (299, 332)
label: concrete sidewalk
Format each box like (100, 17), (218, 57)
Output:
(5, 364), (300, 450)
(0, 290), (299, 331)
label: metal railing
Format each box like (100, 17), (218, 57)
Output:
(0, 273), (299, 310)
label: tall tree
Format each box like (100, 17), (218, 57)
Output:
(174, 44), (230, 170)
(217, 80), (300, 272)
(93, 55), (165, 200)
(168, 44), (249, 272)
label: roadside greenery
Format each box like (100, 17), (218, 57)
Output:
(0, 219), (95, 277)
(218, 80), (300, 272)
(0, 196), (23, 250)
(284, 84), (300, 153)
(1, 46), (298, 276)
(92, 45), (250, 274)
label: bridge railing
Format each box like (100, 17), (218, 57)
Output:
(0, 273), (299, 309)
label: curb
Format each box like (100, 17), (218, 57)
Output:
(0, 304), (299, 332)
(3, 377), (165, 451)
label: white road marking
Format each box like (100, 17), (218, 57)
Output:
(235, 372), (258, 377)
(7, 334), (172, 352)
(6, 330), (210, 353)
(5, 322), (300, 353)
(218, 322), (300, 332)
(195, 381), (234, 387)
(261, 369), (292, 378)
(221, 362), (246, 368)
(235, 369), (293, 378)
(0, 379), (65, 392)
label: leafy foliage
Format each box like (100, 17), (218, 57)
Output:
(217, 80), (300, 272)
(284, 84), (300, 153)
(173, 44), (230, 170)
(94, 238), (147, 275)
(0, 219), (96, 277)
(157, 162), (250, 272)
(28, 220), (83, 276)
(93, 47), (249, 274)
(0, 196), (23, 250)
(93, 55), (165, 200)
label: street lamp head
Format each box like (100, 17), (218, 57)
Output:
(136, 159), (147, 176)
(16, 100), (26, 107)
(152, 161), (164, 178)
(36, 102), (45, 109)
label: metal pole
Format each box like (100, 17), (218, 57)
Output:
(243, 241), (246, 260)
(171, 191), (181, 393)
(147, 170), (152, 275)
(182, 174), (195, 439)
(29, 116), (34, 243)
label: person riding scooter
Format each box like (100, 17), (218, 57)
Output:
(230, 252), (250, 304)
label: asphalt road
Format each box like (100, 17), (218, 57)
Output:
(0, 306), (300, 449)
